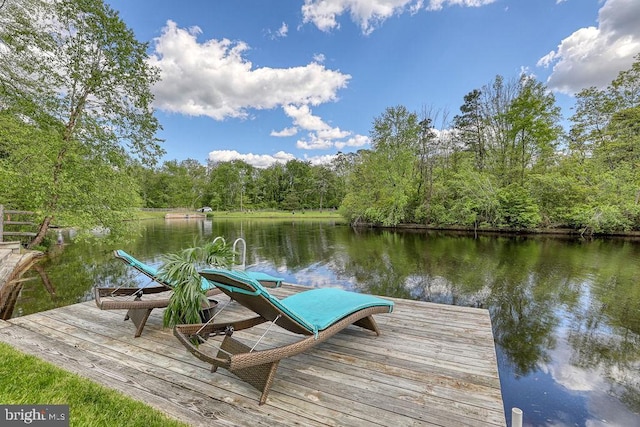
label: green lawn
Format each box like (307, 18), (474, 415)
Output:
(136, 208), (344, 220)
(209, 209), (343, 219)
(0, 342), (188, 427)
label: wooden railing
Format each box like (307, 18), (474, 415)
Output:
(0, 205), (37, 243)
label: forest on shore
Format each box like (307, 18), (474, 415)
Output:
(131, 54), (640, 236)
(1, 0), (639, 248)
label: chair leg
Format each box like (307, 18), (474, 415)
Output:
(126, 307), (153, 337)
(354, 315), (380, 335)
(218, 335), (281, 405)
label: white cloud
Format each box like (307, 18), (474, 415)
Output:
(317, 127), (350, 139)
(301, 0), (496, 34)
(283, 104), (357, 151)
(208, 149), (338, 167)
(426, 0), (496, 12)
(296, 135), (335, 150)
(149, 20), (351, 120)
(267, 22), (289, 39)
(305, 154), (340, 165)
(313, 53), (326, 63)
(537, 0), (640, 94)
(277, 22), (288, 38)
(335, 134), (370, 149)
(208, 149), (295, 168)
(541, 330), (640, 427)
(270, 127), (298, 137)
(149, 20), (363, 158)
(284, 104), (329, 131)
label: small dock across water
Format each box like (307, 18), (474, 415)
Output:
(164, 213), (206, 219)
(0, 284), (505, 426)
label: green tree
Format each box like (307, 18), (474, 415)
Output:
(569, 87), (613, 159)
(609, 53), (640, 109)
(453, 89), (488, 170)
(207, 160), (256, 210)
(282, 160), (314, 210)
(416, 117), (438, 214)
(481, 75), (518, 183)
(600, 106), (640, 168)
(329, 152), (359, 206)
(256, 163), (287, 209)
(438, 164), (501, 227)
(311, 164), (342, 210)
(0, 0), (162, 246)
(506, 76), (562, 184)
(155, 160), (202, 208)
(0, 113), (143, 240)
(567, 53), (640, 231)
(497, 184), (541, 228)
(341, 106), (420, 225)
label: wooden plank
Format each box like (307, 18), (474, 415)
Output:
(0, 319), (12, 330)
(1, 285), (505, 426)
(4, 210), (35, 215)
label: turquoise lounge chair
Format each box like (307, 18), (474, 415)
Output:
(174, 268), (394, 404)
(94, 250), (283, 337)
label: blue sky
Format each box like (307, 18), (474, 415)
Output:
(106, 0), (640, 167)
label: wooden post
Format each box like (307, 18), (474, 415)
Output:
(0, 204), (4, 243)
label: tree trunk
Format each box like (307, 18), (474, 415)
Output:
(27, 216), (53, 249)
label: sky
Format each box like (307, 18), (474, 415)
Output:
(106, 0), (640, 168)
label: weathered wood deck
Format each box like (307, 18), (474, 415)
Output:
(0, 284), (505, 426)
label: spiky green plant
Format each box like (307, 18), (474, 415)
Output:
(159, 239), (234, 327)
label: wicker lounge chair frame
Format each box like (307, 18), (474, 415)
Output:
(173, 268), (393, 404)
(95, 250), (283, 337)
(94, 250), (221, 337)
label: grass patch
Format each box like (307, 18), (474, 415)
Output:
(210, 209), (343, 219)
(135, 209), (344, 221)
(0, 342), (188, 427)
(134, 210), (167, 220)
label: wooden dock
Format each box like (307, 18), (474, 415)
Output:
(164, 213), (206, 219)
(0, 285), (505, 426)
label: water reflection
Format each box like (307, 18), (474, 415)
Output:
(7, 219), (640, 426)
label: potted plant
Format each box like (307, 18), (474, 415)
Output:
(158, 239), (234, 327)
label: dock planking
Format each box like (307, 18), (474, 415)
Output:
(0, 284), (505, 426)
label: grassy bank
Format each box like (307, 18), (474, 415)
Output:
(136, 209), (344, 221)
(0, 342), (188, 427)
(209, 209), (343, 219)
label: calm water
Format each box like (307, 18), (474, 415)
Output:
(10, 218), (640, 426)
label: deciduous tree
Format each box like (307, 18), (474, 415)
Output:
(0, 0), (162, 246)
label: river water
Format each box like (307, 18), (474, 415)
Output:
(10, 218), (640, 426)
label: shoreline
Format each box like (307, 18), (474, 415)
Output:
(352, 222), (640, 239)
(135, 209), (640, 238)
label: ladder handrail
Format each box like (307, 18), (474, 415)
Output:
(232, 237), (246, 269)
(212, 235), (246, 269)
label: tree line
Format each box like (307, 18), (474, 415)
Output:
(130, 157), (347, 212)
(341, 58), (640, 234)
(1, 0), (639, 249)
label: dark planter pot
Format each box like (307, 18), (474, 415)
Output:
(199, 298), (218, 323)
